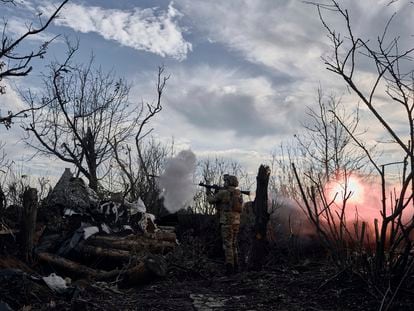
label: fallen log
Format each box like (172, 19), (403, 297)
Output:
(79, 244), (133, 262)
(37, 252), (166, 285)
(86, 231), (176, 243)
(99, 231), (177, 243)
(156, 225), (176, 233)
(86, 235), (175, 254)
(37, 252), (104, 278)
(144, 231), (177, 243)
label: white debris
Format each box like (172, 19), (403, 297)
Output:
(138, 213), (156, 232)
(63, 208), (81, 216)
(123, 225), (133, 231)
(101, 223), (111, 234)
(83, 226), (99, 240)
(125, 197), (146, 215)
(42, 273), (69, 294)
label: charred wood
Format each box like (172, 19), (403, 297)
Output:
(78, 244), (134, 262)
(19, 188), (38, 262)
(144, 231), (177, 243)
(86, 235), (175, 254)
(37, 251), (166, 285)
(37, 251), (106, 279)
(248, 165), (271, 271)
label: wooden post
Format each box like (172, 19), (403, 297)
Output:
(248, 165), (271, 271)
(20, 188), (38, 262)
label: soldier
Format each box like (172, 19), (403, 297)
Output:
(208, 174), (243, 275)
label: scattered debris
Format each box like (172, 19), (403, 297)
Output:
(42, 273), (71, 294)
(0, 168), (178, 310)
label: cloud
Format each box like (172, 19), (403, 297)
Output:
(176, 0), (412, 77)
(160, 65), (303, 138)
(5, 18), (60, 43)
(129, 65), (294, 172)
(1, 81), (27, 114)
(173, 0), (414, 163)
(176, 0), (325, 77)
(46, 1), (192, 60)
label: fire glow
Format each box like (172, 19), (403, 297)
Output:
(326, 174), (365, 205)
(324, 172), (384, 226)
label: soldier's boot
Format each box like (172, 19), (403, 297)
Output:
(225, 263), (234, 276)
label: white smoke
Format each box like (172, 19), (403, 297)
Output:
(158, 149), (197, 213)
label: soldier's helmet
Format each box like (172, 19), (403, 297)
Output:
(223, 174), (239, 187)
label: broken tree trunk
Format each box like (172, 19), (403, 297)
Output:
(19, 188), (38, 262)
(248, 165), (271, 271)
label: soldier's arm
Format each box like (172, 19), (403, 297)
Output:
(207, 190), (228, 204)
(207, 193), (217, 204)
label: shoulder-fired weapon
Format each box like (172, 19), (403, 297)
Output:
(198, 182), (250, 196)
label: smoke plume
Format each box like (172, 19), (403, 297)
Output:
(271, 196), (316, 238)
(158, 149), (197, 213)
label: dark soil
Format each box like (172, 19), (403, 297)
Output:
(2, 243), (413, 311)
(1, 212), (413, 310)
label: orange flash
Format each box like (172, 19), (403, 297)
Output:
(326, 174), (364, 205)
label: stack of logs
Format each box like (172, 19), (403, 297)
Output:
(36, 227), (177, 286)
(14, 187), (178, 287)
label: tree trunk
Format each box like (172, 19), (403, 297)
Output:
(248, 165), (271, 271)
(88, 163), (98, 192)
(19, 188), (38, 262)
(84, 126), (98, 191)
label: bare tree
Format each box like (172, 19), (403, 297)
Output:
(272, 88), (370, 204)
(271, 88), (371, 266)
(111, 67), (169, 210)
(24, 48), (141, 191)
(295, 88), (369, 181)
(112, 137), (171, 213)
(297, 0), (414, 304)
(0, 0), (68, 128)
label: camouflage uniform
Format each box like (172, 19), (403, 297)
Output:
(208, 175), (242, 274)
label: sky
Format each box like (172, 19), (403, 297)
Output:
(1, 0), (414, 182)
